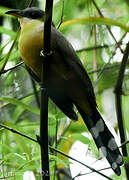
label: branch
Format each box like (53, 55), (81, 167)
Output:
(73, 167), (111, 179)
(0, 28), (20, 73)
(114, 42), (129, 179)
(120, 140), (129, 148)
(39, 0), (54, 179)
(114, 42), (129, 91)
(57, 0), (64, 29)
(0, 123), (37, 143)
(0, 62), (24, 75)
(88, 64), (120, 75)
(93, 25), (98, 92)
(28, 0), (34, 7)
(76, 44), (115, 52)
(30, 77), (40, 108)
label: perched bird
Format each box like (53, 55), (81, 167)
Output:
(6, 7), (123, 175)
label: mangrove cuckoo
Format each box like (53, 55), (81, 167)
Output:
(6, 7), (123, 175)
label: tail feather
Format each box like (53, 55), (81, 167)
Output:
(77, 106), (123, 176)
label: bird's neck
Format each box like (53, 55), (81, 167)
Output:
(18, 18), (44, 79)
(19, 17), (43, 32)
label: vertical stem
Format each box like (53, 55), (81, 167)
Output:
(30, 77), (40, 108)
(54, 117), (58, 180)
(40, 87), (49, 180)
(93, 25), (98, 92)
(28, 0), (34, 7)
(114, 42), (129, 179)
(39, 0), (54, 179)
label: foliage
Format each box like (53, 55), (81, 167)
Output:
(0, 0), (129, 179)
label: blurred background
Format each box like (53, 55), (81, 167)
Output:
(0, 0), (129, 179)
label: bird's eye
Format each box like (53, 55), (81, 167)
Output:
(29, 11), (41, 19)
(31, 12), (36, 18)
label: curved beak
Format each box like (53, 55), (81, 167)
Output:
(5, 9), (23, 18)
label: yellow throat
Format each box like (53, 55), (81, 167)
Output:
(19, 17), (44, 79)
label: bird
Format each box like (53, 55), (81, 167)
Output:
(6, 7), (123, 175)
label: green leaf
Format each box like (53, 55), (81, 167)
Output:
(8, 50), (20, 61)
(60, 17), (129, 32)
(19, 163), (39, 172)
(0, 56), (7, 71)
(0, 144), (13, 153)
(70, 133), (90, 144)
(0, 97), (40, 115)
(56, 111), (66, 120)
(0, 51), (20, 72)
(0, 6), (10, 17)
(0, 29), (20, 71)
(68, 120), (88, 133)
(124, 156), (129, 164)
(0, 26), (16, 37)
(0, 40), (12, 54)
(50, 154), (71, 168)
(12, 94), (35, 122)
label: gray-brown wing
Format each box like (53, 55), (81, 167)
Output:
(51, 26), (97, 109)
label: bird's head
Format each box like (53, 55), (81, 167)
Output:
(5, 7), (44, 19)
(5, 7), (45, 28)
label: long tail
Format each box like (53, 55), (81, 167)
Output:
(77, 106), (123, 176)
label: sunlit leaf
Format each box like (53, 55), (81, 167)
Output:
(124, 156), (129, 164)
(70, 133), (90, 144)
(50, 154), (71, 167)
(0, 26), (16, 37)
(0, 28), (20, 72)
(0, 97), (40, 115)
(60, 17), (129, 31)
(0, 6), (10, 17)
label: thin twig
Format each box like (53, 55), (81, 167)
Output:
(0, 176), (14, 179)
(57, 0), (64, 29)
(120, 140), (129, 148)
(114, 42), (129, 92)
(0, 124), (37, 143)
(93, 25), (98, 92)
(0, 62), (24, 75)
(88, 64), (120, 75)
(93, 50), (115, 87)
(73, 167), (111, 179)
(28, 0), (34, 7)
(0, 28), (20, 73)
(54, 116), (59, 180)
(76, 44), (116, 52)
(114, 42), (129, 179)
(30, 77), (40, 108)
